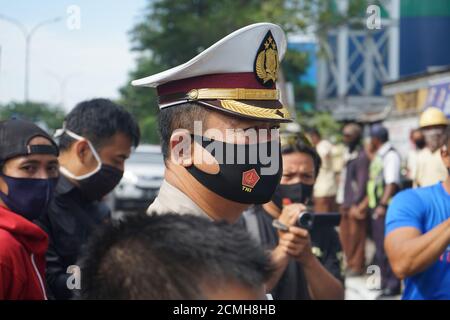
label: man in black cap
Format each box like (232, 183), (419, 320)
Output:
(367, 124), (402, 298)
(37, 99), (140, 300)
(0, 119), (59, 300)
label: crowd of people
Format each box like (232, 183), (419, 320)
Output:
(302, 106), (450, 300)
(0, 22), (449, 301)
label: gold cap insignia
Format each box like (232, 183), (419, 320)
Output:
(254, 31), (279, 88)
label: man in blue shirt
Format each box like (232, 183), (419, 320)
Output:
(385, 125), (450, 300)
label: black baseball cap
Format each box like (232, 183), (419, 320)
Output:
(0, 119), (59, 163)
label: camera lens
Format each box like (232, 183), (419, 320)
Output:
(296, 211), (314, 230)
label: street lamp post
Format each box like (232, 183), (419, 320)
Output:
(46, 71), (80, 108)
(0, 14), (62, 102)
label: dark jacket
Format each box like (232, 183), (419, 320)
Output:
(240, 205), (344, 300)
(36, 175), (111, 300)
(0, 205), (48, 300)
(342, 147), (370, 208)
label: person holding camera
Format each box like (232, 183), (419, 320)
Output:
(241, 131), (344, 300)
(385, 125), (450, 300)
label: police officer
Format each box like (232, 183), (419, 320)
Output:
(133, 23), (307, 293)
(133, 23), (291, 222)
(414, 107), (448, 187)
(367, 124), (401, 298)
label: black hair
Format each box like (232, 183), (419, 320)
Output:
(306, 127), (321, 139)
(281, 139), (322, 178)
(158, 103), (209, 161)
(380, 132), (389, 143)
(79, 213), (273, 300)
(59, 99), (141, 152)
(372, 128), (389, 143)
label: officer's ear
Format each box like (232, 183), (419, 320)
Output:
(170, 129), (193, 167)
(169, 129), (219, 174)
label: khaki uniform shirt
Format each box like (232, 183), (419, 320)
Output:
(147, 180), (211, 219)
(314, 139), (338, 198)
(415, 148), (448, 187)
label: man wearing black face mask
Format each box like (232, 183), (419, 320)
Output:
(241, 131), (344, 300)
(36, 99), (140, 300)
(0, 119), (59, 300)
(414, 107), (448, 187)
(133, 24), (303, 294)
(135, 23), (291, 223)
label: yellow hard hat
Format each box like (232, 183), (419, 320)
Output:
(419, 107), (448, 128)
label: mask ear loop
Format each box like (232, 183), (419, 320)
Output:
(56, 127), (102, 181)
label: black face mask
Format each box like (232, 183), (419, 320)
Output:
(77, 165), (123, 201)
(57, 128), (124, 202)
(186, 135), (282, 204)
(346, 138), (360, 151)
(0, 174), (58, 220)
(271, 182), (314, 209)
(415, 138), (426, 150)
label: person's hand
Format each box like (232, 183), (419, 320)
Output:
(373, 205), (387, 219)
(349, 205), (366, 220)
(275, 203), (314, 264)
(278, 226), (314, 264)
(278, 203), (307, 227)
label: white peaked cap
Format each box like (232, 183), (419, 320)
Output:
(132, 22), (292, 122)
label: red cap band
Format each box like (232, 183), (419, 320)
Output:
(157, 72), (275, 96)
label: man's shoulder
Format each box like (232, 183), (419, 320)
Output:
(389, 184), (438, 211)
(0, 229), (25, 262)
(317, 140), (332, 153)
(392, 187), (421, 203)
(416, 148), (432, 160)
(356, 148), (370, 165)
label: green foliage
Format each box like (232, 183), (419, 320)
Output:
(297, 111), (342, 142)
(0, 101), (65, 131)
(140, 115), (160, 144)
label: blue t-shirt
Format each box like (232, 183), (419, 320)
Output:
(386, 182), (450, 300)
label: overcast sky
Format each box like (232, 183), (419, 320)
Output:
(0, 0), (147, 111)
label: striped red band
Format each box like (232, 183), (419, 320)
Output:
(156, 72), (275, 96)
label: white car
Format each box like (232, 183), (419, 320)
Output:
(112, 144), (165, 212)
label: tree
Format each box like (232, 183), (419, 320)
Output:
(0, 101), (65, 132)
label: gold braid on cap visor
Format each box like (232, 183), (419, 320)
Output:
(192, 88), (290, 120)
(219, 100), (290, 120)
(158, 88), (291, 120)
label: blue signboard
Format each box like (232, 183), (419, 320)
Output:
(426, 79), (450, 116)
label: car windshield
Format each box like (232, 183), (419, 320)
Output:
(129, 151), (163, 164)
